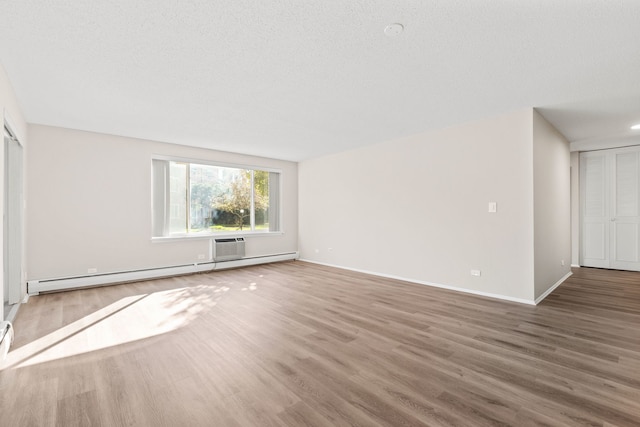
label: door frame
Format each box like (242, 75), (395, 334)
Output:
(3, 119), (25, 315)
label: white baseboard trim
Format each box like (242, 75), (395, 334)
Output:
(299, 259), (536, 305)
(28, 252), (298, 295)
(571, 264), (580, 268)
(534, 271), (573, 305)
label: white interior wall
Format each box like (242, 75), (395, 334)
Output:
(9, 71), (573, 305)
(299, 109), (536, 302)
(26, 124), (298, 281)
(1, 64), (28, 320)
(532, 110), (572, 300)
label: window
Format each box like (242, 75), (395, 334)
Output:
(152, 158), (280, 237)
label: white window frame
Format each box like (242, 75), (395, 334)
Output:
(151, 155), (283, 241)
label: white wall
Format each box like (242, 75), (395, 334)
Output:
(26, 125), (298, 281)
(1, 63), (28, 320)
(532, 111), (572, 300)
(299, 109), (536, 302)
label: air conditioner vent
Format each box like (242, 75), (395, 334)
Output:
(213, 238), (245, 261)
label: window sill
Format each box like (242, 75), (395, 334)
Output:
(151, 231), (284, 243)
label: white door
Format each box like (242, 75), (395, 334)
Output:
(580, 146), (640, 271)
(581, 152), (609, 268)
(611, 150), (640, 270)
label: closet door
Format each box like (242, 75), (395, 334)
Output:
(580, 152), (609, 268)
(611, 150), (640, 270)
(580, 146), (640, 271)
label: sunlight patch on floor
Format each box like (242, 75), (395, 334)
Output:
(2, 284), (229, 370)
(241, 282), (258, 292)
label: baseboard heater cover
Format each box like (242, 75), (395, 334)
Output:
(27, 252), (298, 295)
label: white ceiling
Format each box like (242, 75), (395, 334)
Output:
(1, 1), (640, 161)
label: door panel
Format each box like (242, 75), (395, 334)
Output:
(614, 152), (638, 216)
(611, 150), (640, 270)
(584, 223), (606, 260)
(584, 155), (607, 217)
(614, 223), (637, 262)
(581, 152), (609, 268)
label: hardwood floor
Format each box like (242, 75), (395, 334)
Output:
(1, 261), (639, 426)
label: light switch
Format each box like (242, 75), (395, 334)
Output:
(488, 202), (497, 213)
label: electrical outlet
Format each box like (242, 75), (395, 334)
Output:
(197, 254), (206, 260)
(328, 248), (333, 252)
(470, 269), (481, 277)
(314, 249), (320, 253)
(88, 268), (97, 274)
(561, 260), (565, 266)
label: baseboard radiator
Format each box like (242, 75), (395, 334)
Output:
(27, 251), (298, 295)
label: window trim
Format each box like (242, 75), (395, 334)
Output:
(152, 154), (283, 174)
(151, 154), (284, 240)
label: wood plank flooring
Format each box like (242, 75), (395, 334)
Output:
(1, 261), (639, 426)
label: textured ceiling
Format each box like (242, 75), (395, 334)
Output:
(1, 1), (640, 161)
(538, 96), (640, 152)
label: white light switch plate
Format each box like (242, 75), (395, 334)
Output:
(488, 202), (497, 213)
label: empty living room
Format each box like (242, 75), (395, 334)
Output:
(1, 2), (639, 426)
